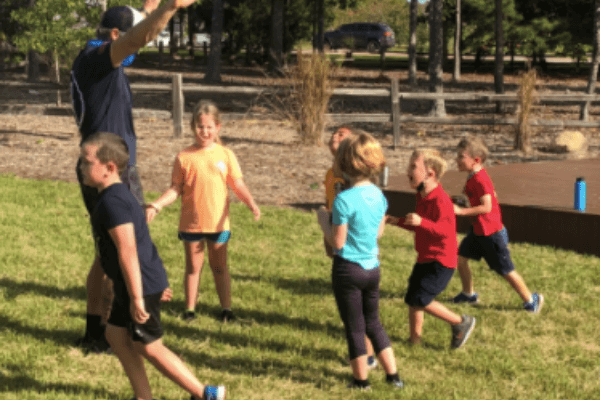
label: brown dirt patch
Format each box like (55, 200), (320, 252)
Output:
(1, 62), (600, 210)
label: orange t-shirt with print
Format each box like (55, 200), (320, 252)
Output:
(172, 144), (243, 233)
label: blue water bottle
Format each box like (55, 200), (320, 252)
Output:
(574, 177), (586, 212)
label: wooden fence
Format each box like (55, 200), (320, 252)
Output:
(132, 74), (600, 144)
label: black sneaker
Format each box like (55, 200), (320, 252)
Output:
(451, 315), (476, 349)
(220, 309), (236, 322)
(347, 380), (371, 391)
(182, 311), (196, 321)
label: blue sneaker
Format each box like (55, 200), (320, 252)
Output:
(524, 293), (544, 313)
(452, 292), (479, 304)
(202, 385), (226, 400)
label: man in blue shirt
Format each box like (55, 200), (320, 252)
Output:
(71, 0), (200, 353)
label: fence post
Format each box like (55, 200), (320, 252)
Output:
(172, 73), (184, 138)
(391, 78), (400, 149)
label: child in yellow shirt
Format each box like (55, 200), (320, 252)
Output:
(147, 100), (260, 322)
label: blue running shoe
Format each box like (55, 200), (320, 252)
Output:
(202, 385), (226, 400)
(367, 355), (378, 370)
(524, 293), (544, 313)
(452, 292), (479, 304)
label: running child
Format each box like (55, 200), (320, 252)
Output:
(80, 131), (225, 400)
(452, 136), (544, 312)
(387, 149), (475, 349)
(317, 132), (403, 390)
(146, 100), (260, 322)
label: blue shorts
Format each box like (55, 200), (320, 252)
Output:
(458, 227), (515, 276)
(404, 261), (455, 307)
(178, 231), (231, 244)
(108, 291), (163, 345)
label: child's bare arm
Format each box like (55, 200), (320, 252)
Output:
(108, 223), (149, 324)
(317, 207), (347, 249)
(146, 185), (180, 223)
(377, 217), (386, 239)
(232, 178), (260, 221)
(455, 194), (492, 217)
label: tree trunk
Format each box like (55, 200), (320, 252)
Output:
(452, 0), (461, 82)
(179, 9), (185, 49)
(494, 0), (505, 113)
(169, 18), (176, 56)
(205, 0), (224, 82)
(408, 0), (418, 85)
(26, 50), (40, 82)
(428, 0), (445, 116)
(188, 7), (195, 58)
(317, 0), (324, 54)
(581, 0), (600, 121)
(269, 0), (284, 74)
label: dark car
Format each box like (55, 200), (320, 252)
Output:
(323, 23), (395, 53)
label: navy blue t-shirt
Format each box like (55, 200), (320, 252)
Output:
(92, 183), (168, 302)
(71, 42), (137, 166)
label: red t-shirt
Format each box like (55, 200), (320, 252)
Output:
(398, 185), (457, 269)
(464, 169), (503, 236)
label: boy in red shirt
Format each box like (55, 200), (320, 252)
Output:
(388, 149), (475, 349)
(452, 136), (544, 313)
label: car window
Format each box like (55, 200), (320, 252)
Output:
(339, 24), (352, 32)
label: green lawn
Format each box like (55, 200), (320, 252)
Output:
(1, 174), (599, 400)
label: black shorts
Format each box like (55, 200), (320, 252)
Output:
(108, 291), (164, 344)
(404, 261), (455, 307)
(458, 227), (515, 276)
(76, 161), (145, 215)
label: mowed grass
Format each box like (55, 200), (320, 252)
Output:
(1, 173), (599, 400)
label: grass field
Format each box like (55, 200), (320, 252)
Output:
(1, 174), (599, 400)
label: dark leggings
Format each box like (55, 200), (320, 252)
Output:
(332, 255), (391, 360)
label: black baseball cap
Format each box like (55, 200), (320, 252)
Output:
(100, 5), (144, 32)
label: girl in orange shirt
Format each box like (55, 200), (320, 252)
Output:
(147, 100), (260, 322)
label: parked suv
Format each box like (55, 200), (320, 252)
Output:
(323, 23), (395, 53)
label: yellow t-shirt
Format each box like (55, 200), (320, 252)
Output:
(172, 144), (243, 233)
(324, 167), (345, 210)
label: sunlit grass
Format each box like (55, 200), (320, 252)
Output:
(1, 174), (599, 400)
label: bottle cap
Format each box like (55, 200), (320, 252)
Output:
(576, 177), (585, 182)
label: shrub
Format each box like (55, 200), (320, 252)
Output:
(278, 51), (338, 146)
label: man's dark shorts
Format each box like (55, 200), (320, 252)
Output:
(405, 261), (455, 307)
(108, 291), (164, 344)
(458, 227), (515, 276)
(76, 160), (145, 215)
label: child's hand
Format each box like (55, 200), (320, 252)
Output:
(404, 212), (422, 227)
(385, 215), (400, 225)
(160, 287), (173, 302)
(453, 204), (464, 215)
(250, 203), (261, 221)
(130, 298), (149, 324)
(145, 204), (161, 223)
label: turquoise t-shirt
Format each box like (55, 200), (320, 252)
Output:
(332, 183), (388, 270)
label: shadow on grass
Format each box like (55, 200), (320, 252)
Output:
(0, 277), (85, 301)
(163, 298), (345, 338)
(0, 314), (81, 348)
(0, 363), (119, 399)
(160, 330), (349, 387)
